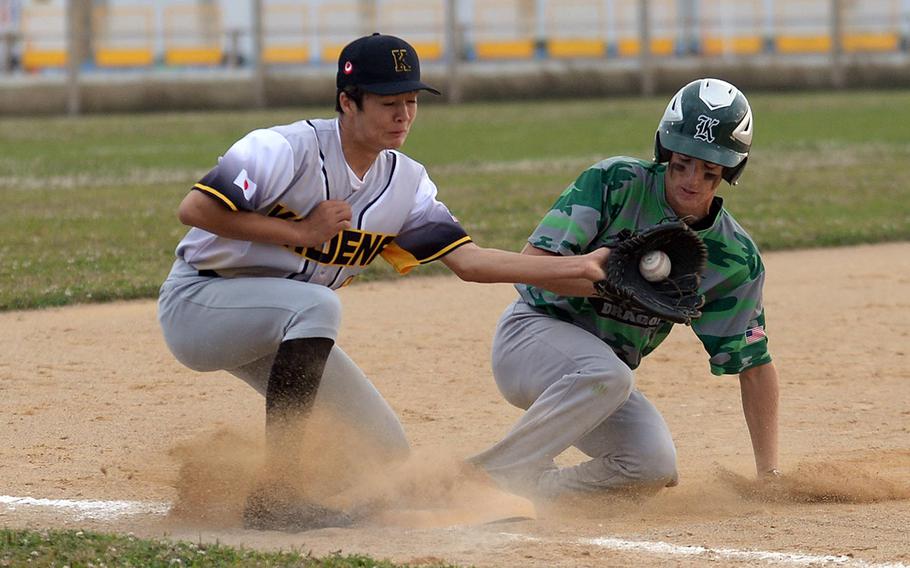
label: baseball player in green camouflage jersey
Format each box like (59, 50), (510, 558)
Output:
(470, 78), (781, 498)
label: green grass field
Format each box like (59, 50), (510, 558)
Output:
(2, 89), (909, 310)
(0, 528), (457, 567)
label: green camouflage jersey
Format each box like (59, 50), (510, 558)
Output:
(518, 157), (772, 376)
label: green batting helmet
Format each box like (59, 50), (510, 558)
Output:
(654, 78), (753, 184)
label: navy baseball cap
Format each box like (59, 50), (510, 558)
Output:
(337, 33), (441, 96)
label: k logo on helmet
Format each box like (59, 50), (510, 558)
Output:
(391, 49), (411, 72)
(694, 115), (720, 143)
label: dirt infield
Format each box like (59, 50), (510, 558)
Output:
(1, 242), (909, 567)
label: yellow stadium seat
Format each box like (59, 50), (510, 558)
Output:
(548, 39), (605, 58)
(321, 44), (346, 64)
(93, 5), (154, 68)
(22, 49), (67, 69)
(96, 48), (154, 67)
(475, 40), (535, 59)
(651, 38), (674, 56)
(702, 36), (763, 56)
(776, 35), (831, 53)
(843, 33), (898, 52)
(162, 4), (222, 67)
(617, 38), (675, 57)
(410, 42), (443, 60)
(264, 46), (310, 64)
(165, 47), (222, 66)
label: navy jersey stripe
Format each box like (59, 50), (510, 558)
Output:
(325, 266), (345, 288)
(357, 153), (397, 229)
(305, 120), (330, 200)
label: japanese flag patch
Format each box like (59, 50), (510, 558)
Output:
(233, 169), (258, 197)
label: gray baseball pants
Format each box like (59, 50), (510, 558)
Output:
(157, 258), (409, 458)
(469, 300), (678, 498)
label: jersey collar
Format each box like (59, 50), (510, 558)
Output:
(334, 118), (380, 189)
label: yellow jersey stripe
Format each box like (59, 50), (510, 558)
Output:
(419, 236), (473, 264)
(194, 183), (238, 211)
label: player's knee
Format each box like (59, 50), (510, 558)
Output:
(312, 288), (342, 325)
(638, 442), (678, 486)
(582, 363), (634, 402)
(159, 331), (221, 372)
(285, 286), (342, 338)
(166, 348), (217, 372)
(612, 365), (635, 398)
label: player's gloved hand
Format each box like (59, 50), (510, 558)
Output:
(591, 220), (708, 325)
(296, 200), (353, 246)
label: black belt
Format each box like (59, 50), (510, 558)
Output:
(198, 269), (221, 277)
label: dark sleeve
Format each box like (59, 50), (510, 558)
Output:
(379, 172), (472, 274)
(191, 128), (295, 212)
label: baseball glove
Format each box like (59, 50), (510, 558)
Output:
(592, 221), (708, 325)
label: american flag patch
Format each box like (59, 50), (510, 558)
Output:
(745, 326), (766, 344)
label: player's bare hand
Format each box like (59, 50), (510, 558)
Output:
(581, 247), (610, 281)
(297, 200), (352, 246)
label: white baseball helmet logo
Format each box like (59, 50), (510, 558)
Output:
(694, 114), (720, 143)
(698, 79), (738, 110)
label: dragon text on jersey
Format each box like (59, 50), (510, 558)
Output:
(588, 297), (665, 328)
(268, 203), (395, 267)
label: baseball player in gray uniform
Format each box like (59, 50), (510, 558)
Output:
(158, 33), (608, 532)
(469, 78), (781, 500)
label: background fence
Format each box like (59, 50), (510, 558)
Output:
(2, 0), (909, 113)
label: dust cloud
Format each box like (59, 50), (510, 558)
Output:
(166, 406), (534, 529)
(168, 408), (908, 531)
(716, 456), (910, 504)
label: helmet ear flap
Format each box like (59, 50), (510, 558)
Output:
(654, 131), (672, 163)
(723, 156), (748, 185)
